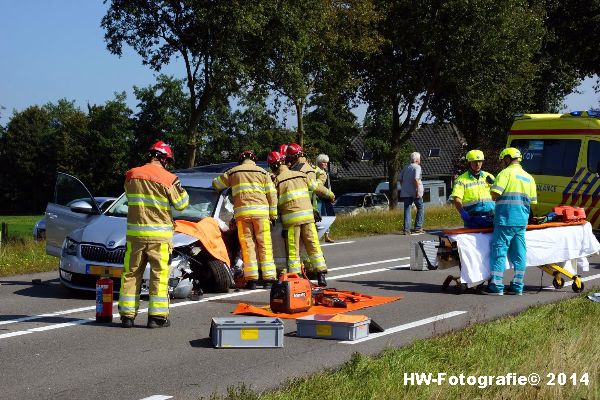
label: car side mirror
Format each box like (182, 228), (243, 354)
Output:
(70, 200), (99, 215)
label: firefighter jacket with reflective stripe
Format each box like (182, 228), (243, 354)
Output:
(273, 165), (333, 228)
(491, 163), (537, 227)
(212, 159), (277, 219)
(290, 157), (317, 180)
(451, 169), (496, 215)
(125, 163), (189, 242)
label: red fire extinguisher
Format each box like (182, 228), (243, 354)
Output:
(96, 275), (114, 323)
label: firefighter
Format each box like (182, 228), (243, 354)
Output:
(450, 149), (496, 228)
(212, 150), (278, 289)
(268, 151), (334, 287)
(119, 141), (189, 329)
(286, 143), (317, 180)
(483, 147), (537, 295)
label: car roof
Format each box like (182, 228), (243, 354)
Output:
(340, 192), (381, 196)
(175, 161), (269, 174)
(175, 162), (271, 189)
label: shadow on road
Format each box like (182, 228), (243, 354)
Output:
(2, 278), (95, 300)
(189, 337), (214, 348)
(336, 279), (445, 294)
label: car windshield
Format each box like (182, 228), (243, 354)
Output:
(104, 187), (219, 221)
(335, 195), (364, 207)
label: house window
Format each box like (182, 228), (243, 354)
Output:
(361, 150), (373, 161)
(428, 148), (440, 157)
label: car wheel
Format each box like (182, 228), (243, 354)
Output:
(199, 260), (231, 293)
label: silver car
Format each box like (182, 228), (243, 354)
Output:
(45, 171), (335, 296)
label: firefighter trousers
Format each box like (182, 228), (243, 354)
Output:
(236, 218), (276, 281)
(286, 223), (327, 274)
(118, 240), (171, 319)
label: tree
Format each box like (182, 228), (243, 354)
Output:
(303, 93), (361, 165)
(253, 0), (379, 146)
(356, 0), (545, 208)
(132, 75), (189, 168)
(85, 93), (134, 195)
(1, 106), (55, 212)
(102, 0), (269, 167)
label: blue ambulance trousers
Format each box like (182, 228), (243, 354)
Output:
(489, 226), (527, 292)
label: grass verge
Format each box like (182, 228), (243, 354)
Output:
(212, 294), (600, 400)
(329, 205), (462, 239)
(0, 215), (56, 277)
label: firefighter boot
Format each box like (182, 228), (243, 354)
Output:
(317, 273), (328, 287)
(147, 316), (171, 329)
(120, 317), (134, 328)
(245, 280), (258, 290)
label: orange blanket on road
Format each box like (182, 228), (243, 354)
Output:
(232, 294), (401, 320)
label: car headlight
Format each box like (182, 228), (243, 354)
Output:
(64, 238), (79, 256)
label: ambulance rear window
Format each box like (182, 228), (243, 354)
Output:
(511, 139), (581, 177)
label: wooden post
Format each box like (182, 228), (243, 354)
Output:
(0, 222), (6, 247)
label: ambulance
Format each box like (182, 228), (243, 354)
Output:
(506, 111), (600, 230)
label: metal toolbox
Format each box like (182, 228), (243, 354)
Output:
(295, 314), (370, 341)
(210, 317), (284, 348)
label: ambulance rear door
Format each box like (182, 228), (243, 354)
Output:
(581, 137), (600, 229)
(508, 136), (583, 216)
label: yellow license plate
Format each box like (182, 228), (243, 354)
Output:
(88, 265), (122, 278)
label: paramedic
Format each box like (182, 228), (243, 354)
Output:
(484, 147), (537, 295)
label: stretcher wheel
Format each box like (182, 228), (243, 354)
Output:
(442, 276), (453, 291)
(571, 276), (584, 293)
(455, 283), (468, 295)
(552, 276), (564, 290)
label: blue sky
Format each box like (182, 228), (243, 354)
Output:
(1, 0), (598, 126)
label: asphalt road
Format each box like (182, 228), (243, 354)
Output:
(1, 232), (599, 400)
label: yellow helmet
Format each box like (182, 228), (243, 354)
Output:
(465, 149), (484, 162)
(499, 147), (522, 161)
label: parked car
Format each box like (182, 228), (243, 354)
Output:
(33, 197), (116, 240)
(44, 171), (335, 296)
(374, 180), (448, 208)
(333, 192), (389, 215)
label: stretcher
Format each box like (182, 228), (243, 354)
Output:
(417, 221), (600, 294)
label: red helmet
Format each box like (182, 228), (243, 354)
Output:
(286, 143), (303, 157)
(279, 144), (288, 155)
(149, 141), (174, 162)
(267, 151), (283, 168)
(239, 150), (257, 163)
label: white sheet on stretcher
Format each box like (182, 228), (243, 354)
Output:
(447, 222), (600, 284)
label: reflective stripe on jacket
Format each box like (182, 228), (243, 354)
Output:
(125, 163), (189, 242)
(491, 164), (537, 226)
(451, 170), (496, 214)
(273, 165), (333, 228)
(212, 159), (277, 219)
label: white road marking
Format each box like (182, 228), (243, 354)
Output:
(328, 257), (408, 272)
(340, 311), (468, 344)
(329, 264), (409, 280)
(139, 396), (173, 400)
(0, 260), (403, 340)
(542, 272), (600, 290)
(321, 240), (355, 247)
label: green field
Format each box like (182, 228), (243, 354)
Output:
(0, 215), (56, 276)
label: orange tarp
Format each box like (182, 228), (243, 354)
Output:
(442, 220), (586, 236)
(175, 218), (231, 266)
(232, 294), (401, 320)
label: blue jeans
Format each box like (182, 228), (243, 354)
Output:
(403, 197), (424, 231)
(489, 226), (526, 292)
